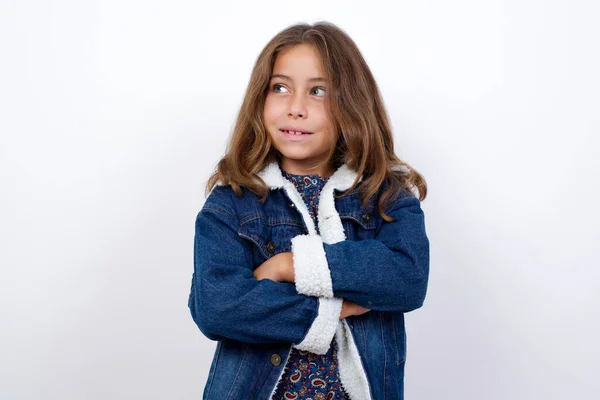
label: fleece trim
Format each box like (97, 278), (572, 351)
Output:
(257, 161), (374, 400)
(292, 296), (343, 355)
(291, 234), (333, 298)
(335, 319), (373, 399)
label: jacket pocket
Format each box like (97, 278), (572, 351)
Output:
(238, 215), (304, 261)
(339, 209), (378, 241)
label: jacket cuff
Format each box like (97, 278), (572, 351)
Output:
(293, 296), (343, 355)
(291, 234), (334, 297)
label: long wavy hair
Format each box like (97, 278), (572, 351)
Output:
(205, 21), (427, 222)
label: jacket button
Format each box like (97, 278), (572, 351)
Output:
(289, 202), (295, 208)
(266, 241), (276, 254)
(362, 212), (371, 223)
(271, 353), (281, 366)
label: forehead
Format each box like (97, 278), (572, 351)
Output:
(272, 44), (326, 79)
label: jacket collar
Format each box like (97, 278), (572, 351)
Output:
(257, 160), (362, 239)
(257, 160), (362, 192)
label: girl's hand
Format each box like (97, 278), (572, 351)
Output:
(340, 298), (371, 320)
(253, 252), (295, 283)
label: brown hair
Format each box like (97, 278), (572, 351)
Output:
(205, 21), (427, 222)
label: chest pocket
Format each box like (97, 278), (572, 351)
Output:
(238, 214), (306, 262)
(339, 209), (378, 241)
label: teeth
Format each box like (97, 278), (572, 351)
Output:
(284, 130), (307, 135)
(280, 129), (313, 135)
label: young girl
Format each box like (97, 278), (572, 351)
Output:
(189, 21), (429, 400)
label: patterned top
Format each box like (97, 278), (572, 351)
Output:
(272, 169), (349, 400)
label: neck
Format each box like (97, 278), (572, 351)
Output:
(280, 157), (335, 178)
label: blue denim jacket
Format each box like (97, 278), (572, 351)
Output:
(188, 161), (430, 400)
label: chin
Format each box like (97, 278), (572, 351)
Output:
(276, 149), (314, 160)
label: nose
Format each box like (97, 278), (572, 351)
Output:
(288, 92), (307, 118)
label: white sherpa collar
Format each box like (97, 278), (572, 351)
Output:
(256, 161), (361, 192)
(257, 161), (362, 238)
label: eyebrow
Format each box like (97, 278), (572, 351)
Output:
(270, 74), (327, 83)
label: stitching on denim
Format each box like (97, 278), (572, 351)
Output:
(266, 218), (303, 227)
(203, 204), (236, 219)
(238, 226), (294, 260)
(379, 312), (387, 397)
(204, 340), (223, 398)
(238, 231), (269, 259)
(239, 213), (304, 228)
(391, 313), (401, 365)
(343, 318), (373, 398)
(358, 317), (367, 355)
(248, 355), (271, 399)
(239, 212), (263, 226)
(226, 343), (250, 400)
(339, 214), (377, 229)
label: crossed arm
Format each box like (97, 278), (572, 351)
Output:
(254, 192), (430, 313)
(189, 186), (429, 354)
(252, 252), (371, 320)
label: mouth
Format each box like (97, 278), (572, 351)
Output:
(279, 128), (313, 135)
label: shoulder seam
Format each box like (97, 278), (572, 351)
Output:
(202, 203), (237, 219)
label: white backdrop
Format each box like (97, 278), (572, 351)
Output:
(1, 1), (598, 399)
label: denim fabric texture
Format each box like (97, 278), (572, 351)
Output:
(188, 161), (430, 400)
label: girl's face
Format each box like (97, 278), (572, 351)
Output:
(263, 44), (337, 177)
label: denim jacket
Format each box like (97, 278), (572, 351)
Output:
(188, 161), (430, 400)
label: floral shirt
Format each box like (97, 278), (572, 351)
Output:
(272, 169), (349, 400)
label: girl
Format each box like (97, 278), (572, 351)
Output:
(189, 21), (429, 400)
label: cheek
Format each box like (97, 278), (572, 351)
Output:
(263, 97), (284, 124)
(312, 108), (335, 134)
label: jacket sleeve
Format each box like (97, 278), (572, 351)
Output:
(291, 190), (429, 312)
(188, 186), (342, 355)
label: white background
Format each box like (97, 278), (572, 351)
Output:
(1, 0), (598, 399)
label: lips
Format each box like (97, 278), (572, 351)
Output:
(279, 128), (313, 135)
